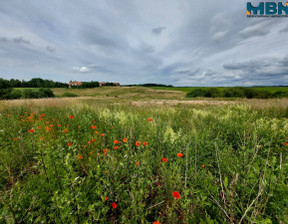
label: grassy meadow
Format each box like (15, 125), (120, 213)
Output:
(0, 87), (288, 223)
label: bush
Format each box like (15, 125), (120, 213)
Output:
(22, 88), (55, 99)
(223, 87), (245, 97)
(39, 88), (55, 98)
(187, 87), (277, 99)
(186, 89), (207, 97)
(7, 90), (22, 99)
(204, 88), (221, 98)
(0, 78), (13, 99)
(273, 91), (288, 98)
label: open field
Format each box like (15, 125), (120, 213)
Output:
(150, 86), (288, 94)
(0, 89), (288, 223)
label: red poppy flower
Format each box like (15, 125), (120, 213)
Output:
(46, 121), (49, 124)
(28, 129), (35, 133)
(88, 141), (91, 144)
(37, 126), (42, 129)
(162, 158), (168, 162)
(39, 118), (43, 121)
(40, 137), (45, 140)
(136, 161), (140, 166)
(41, 113), (45, 117)
(284, 142), (288, 146)
(103, 148), (109, 155)
(100, 133), (104, 137)
(57, 124), (61, 127)
(105, 196), (109, 202)
(114, 146), (119, 150)
(172, 191), (180, 199)
(63, 129), (68, 133)
(45, 127), (50, 131)
(114, 139), (119, 144)
(123, 138), (127, 143)
(111, 202), (117, 209)
(13, 138), (18, 141)
(201, 164), (205, 168)
(135, 141), (141, 147)
(69, 115), (74, 119)
(67, 142), (72, 146)
(153, 221), (161, 224)
(50, 124), (53, 128)
(148, 118), (153, 122)
(92, 139), (95, 142)
(78, 155), (83, 159)
(143, 142), (147, 146)
(177, 153), (184, 158)
(95, 131), (99, 134)
(91, 125), (96, 129)
(83, 145), (87, 148)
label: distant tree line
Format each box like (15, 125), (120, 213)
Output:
(0, 78), (55, 99)
(125, 83), (173, 87)
(80, 81), (99, 88)
(186, 87), (288, 99)
(7, 78), (68, 88)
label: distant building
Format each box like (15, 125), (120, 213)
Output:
(68, 81), (82, 88)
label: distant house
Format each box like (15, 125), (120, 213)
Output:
(68, 81), (82, 88)
(99, 82), (120, 87)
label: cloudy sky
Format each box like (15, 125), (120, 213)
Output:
(0, 0), (287, 86)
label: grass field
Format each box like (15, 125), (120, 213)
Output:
(150, 86), (288, 94)
(0, 88), (288, 223)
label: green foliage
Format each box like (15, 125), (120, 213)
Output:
(0, 78), (13, 99)
(9, 77), (68, 88)
(22, 88), (55, 99)
(80, 81), (99, 88)
(187, 87), (280, 98)
(62, 92), (79, 97)
(0, 103), (287, 223)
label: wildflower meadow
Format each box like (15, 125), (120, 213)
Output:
(0, 98), (287, 223)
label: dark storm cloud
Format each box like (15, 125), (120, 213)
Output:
(223, 59), (273, 71)
(222, 56), (288, 85)
(152, 27), (166, 35)
(0, 37), (8, 42)
(12, 37), (30, 44)
(46, 46), (55, 52)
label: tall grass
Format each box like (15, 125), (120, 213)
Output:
(0, 100), (287, 223)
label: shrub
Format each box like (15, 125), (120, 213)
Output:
(204, 88), (221, 98)
(223, 87), (245, 97)
(22, 88), (55, 99)
(0, 78), (13, 99)
(39, 88), (55, 98)
(186, 89), (207, 97)
(7, 90), (22, 99)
